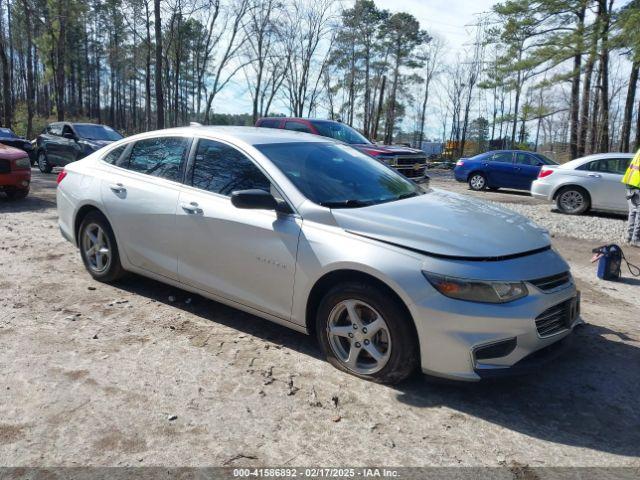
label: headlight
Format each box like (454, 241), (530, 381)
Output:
(378, 155), (397, 166)
(422, 271), (528, 303)
(14, 157), (31, 170)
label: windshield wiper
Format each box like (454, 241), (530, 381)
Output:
(397, 192), (419, 200)
(319, 199), (372, 209)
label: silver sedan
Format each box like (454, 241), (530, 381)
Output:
(531, 152), (634, 215)
(57, 126), (580, 383)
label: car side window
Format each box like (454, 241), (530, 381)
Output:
(259, 119), (280, 129)
(127, 137), (190, 182)
(514, 152), (537, 166)
(491, 152), (513, 163)
(102, 145), (126, 165)
(284, 121), (312, 133)
(583, 158), (631, 175)
(49, 124), (62, 136)
(191, 139), (271, 196)
(62, 125), (74, 138)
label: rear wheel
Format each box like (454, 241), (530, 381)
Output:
(556, 186), (590, 215)
(316, 281), (418, 384)
(79, 212), (126, 282)
(4, 187), (29, 200)
(37, 151), (53, 173)
(468, 172), (487, 191)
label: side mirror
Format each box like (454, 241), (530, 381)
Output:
(231, 189), (278, 210)
(63, 132), (76, 141)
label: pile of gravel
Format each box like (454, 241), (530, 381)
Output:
(493, 201), (628, 243)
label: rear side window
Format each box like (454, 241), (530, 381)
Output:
(259, 119), (280, 129)
(191, 139), (270, 196)
(491, 152), (513, 163)
(127, 137), (190, 182)
(284, 121), (312, 133)
(102, 145), (126, 165)
(581, 158), (631, 175)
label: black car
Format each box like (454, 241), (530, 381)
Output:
(36, 122), (123, 173)
(0, 128), (35, 162)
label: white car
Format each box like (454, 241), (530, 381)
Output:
(531, 152), (634, 215)
(57, 126), (579, 383)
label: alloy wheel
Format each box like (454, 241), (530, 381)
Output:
(326, 299), (392, 375)
(559, 190), (584, 213)
(470, 174), (485, 190)
(82, 223), (112, 274)
(38, 153), (47, 171)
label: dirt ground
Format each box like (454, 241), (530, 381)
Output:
(1, 169), (639, 468)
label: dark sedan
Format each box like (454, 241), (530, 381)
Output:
(36, 122), (123, 173)
(454, 150), (558, 191)
(0, 128), (35, 162)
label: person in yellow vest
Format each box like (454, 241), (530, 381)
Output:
(623, 149), (640, 246)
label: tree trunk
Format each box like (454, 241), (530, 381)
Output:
(22, 0), (35, 137)
(620, 61), (639, 152)
(569, 4), (586, 159)
(371, 75), (385, 141)
(597, 0), (612, 152)
(154, 0), (164, 129)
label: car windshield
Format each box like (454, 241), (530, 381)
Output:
(310, 121), (371, 145)
(0, 128), (17, 138)
(73, 124), (123, 141)
(255, 142), (423, 208)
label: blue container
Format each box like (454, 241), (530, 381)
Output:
(593, 244), (622, 280)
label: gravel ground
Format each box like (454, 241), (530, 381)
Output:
(429, 170), (629, 244)
(0, 169), (639, 469)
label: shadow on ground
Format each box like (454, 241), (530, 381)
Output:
(114, 273), (639, 458)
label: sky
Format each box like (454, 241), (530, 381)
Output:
(214, 0), (499, 119)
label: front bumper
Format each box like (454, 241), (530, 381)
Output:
(410, 278), (579, 382)
(0, 170), (31, 190)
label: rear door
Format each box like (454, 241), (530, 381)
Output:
(513, 151), (542, 189)
(486, 151), (516, 187)
(176, 138), (301, 320)
(100, 135), (191, 280)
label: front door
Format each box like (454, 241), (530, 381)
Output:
(100, 136), (191, 280)
(59, 124), (83, 165)
(176, 138), (300, 320)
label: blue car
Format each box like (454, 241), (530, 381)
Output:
(454, 150), (558, 191)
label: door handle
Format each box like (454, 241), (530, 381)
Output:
(181, 201), (203, 215)
(587, 173), (601, 178)
(109, 183), (126, 193)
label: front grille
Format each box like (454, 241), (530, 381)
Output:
(396, 155), (427, 166)
(0, 159), (10, 174)
(535, 299), (574, 337)
(529, 271), (571, 292)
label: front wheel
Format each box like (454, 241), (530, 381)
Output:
(37, 151), (53, 173)
(468, 172), (487, 191)
(556, 186), (590, 215)
(316, 282), (418, 384)
(79, 212), (126, 282)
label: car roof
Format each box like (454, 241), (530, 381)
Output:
(560, 152), (635, 169)
(258, 117), (339, 124)
(121, 126), (333, 146)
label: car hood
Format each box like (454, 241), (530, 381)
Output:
(331, 189), (551, 259)
(0, 143), (30, 159)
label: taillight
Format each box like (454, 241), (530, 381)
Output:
(538, 169), (553, 179)
(56, 169), (67, 184)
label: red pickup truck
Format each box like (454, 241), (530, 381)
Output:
(0, 144), (31, 199)
(255, 117), (428, 179)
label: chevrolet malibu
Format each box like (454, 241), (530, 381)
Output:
(57, 126), (580, 383)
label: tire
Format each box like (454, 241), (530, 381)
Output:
(4, 187), (29, 200)
(468, 172), (487, 191)
(556, 186), (590, 215)
(315, 281), (419, 384)
(78, 211), (126, 282)
(37, 150), (53, 173)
